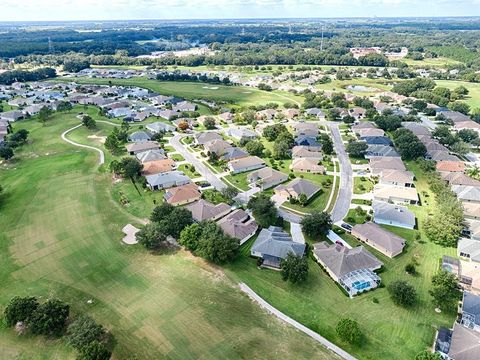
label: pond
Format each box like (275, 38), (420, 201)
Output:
(346, 85), (379, 92)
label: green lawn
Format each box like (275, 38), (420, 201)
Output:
(403, 57), (462, 68)
(178, 163), (200, 178)
(345, 208), (370, 225)
(435, 80), (480, 109)
(61, 77), (302, 107)
(354, 176), (375, 194)
(170, 153), (185, 162)
(0, 113), (338, 360)
(224, 172), (251, 191)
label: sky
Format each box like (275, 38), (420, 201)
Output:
(1, 0), (480, 22)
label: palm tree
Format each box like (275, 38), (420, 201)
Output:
(467, 165), (480, 180)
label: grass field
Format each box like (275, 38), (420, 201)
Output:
(403, 57), (462, 68)
(354, 176), (375, 194)
(0, 111), (338, 359)
(62, 77), (303, 107)
(435, 80), (480, 109)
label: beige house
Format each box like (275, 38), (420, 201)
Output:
(291, 146), (323, 159)
(369, 157), (406, 176)
(186, 199), (231, 222)
(217, 209), (258, 245)
(378, 169), (415, 187)
(164, 183), (201, 206)
(274, 178), (321, 201)
(247, 167), (288, 190)
(373, 184), (419, 205)
(290, 158), (325, 174)
(351, 222), (406, 258)
(228, 156), (266, 174)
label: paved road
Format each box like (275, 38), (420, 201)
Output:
(169, 134), (227, 190)
(240, 283), (357, 360)
(419, 115), (437, 130)
(61, 124), (105, 165)
(328, 123), (353, 223)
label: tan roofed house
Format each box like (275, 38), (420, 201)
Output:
(291, 146), (323, 159)
(357, 128), (385, 138)
(204, 139), (232, 156)
(436, 160), (465, 173)
(186, 199), (231, 222)
(373, 184), (419, 205)
(126, 141), (160, 155)
(142, 159), (176, 176)
(228, 156), (266, 174)
(463, 203), (480, 220)
(442, 172), (480, 187)
(274, 178), (321, 201)
(351, 222), (406, 258)
(369, 157), (406, 175)
(247, 167), (288, 190)
(217, 209), (258, 245)
(164, 183), (201, 206)
(378, 169), (415, 187)
(290, 158), (326, 174)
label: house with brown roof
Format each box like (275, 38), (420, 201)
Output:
(164, 183), (201, 206)
(291, 122), (319, 137)
(436, 161), (465, 173)
(369, 157), (406, 175)
(247, 167), (288, 190)
(142, 159), (176, 176)
(442, 172), (480, 187)
(186, 199), (231, 222)
(351, 222), (406, 258)
(217, 209), (258, 245)
(373, 184), (419, 205)
(290, 158), (325, 174)
(126, 141), (160, 155)
(204, 139), (232, 156)
(291, 146), (323, 160)
(228, 156), (266, 174)
(378, 169), (415, 187)
(274, 178), (321, 201)
(194, 131), (222, 145)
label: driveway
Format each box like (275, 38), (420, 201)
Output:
(328, 123), (353, 223)
(169, 134), (227, 191)
(290, 222), (305, 244)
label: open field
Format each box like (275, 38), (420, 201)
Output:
(62, 77), (303, 107)
(0, 112), (338, 359)
(403, 57), (462, 68)
(435, 80), (480, 108)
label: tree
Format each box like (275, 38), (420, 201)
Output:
(29, 298), (70, 336)
(387, 280), (417, 307)
(414, 351), (442, 360)
(4, 296), (39, 327)
(458, 128), (479, 143)
(150, 203), (175, 222)
(150, 203), (193, 238)
(57, 101), (73, 112)
(319, 134), (334, 155)
(78, 340), (112, 360)
(451, 141), (470, 156)
(104, 134), (120, 154)
(342, 115), (355, 124)
(449, 101), (470, 115)
(430, 271), (461, 312)
(298, 193), (308, 207)
(178, 223), (203, 251)
(301, 212), (332, 239)
(117, 157), (143, 183)
(11, 129), (29, 143)
(136, 223), (167, 250)
(247, 195), (278, 228)
(67, 315), (106, 352)
(63, 59), (91, 73)
(194, 221), (239, 264)
(374, 115), (402, 131)
(178, 120), (189, 132)
(263, 124), (288, 141)
(281, 253), (309, 283)
(336, 318), (362, 344)
(203, 117), (216, 130)
(221, 186), (239, 202)
(82, 115), (97, 129)
(38, 106), (52, 126)
(0, 146), (14, 160)
(245, 140), (264, 156)
(346, 141), (368, 158)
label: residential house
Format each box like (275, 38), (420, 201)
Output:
(217, 209), (258, 245)
(164, 183), (201, 206)
(291, 145), (323, 159)
(436, 161), (466, 173)
(436, 323), (480, 360)
(186, 199), (231, 222)
(351, 121), (376, 131)
(361, 136), (393, 146)
(291, 122), (319, 137)
(158, 109), (177, 120)
(305, 108), (325, 120)
(351, 222), (406, 257)
(142, 159), (176, 176)
(221, 147), (248, 161)
(126, 141), (160, 155)
(204, 139), (233, 156)
(373, 184), (419, 205)
(251, 226), (306, 269)
(454, 120), (480, 136)
(128, 131), (151, 143)
(461, 292), (480, 332)
(255, 109), (276, 121)
(364, 145), (400, 159)
(283, 108), (300, 119)
(452, 185), (480, 204)
(458, 238), (480, 262)
(0, 110), (25, 122)
(356, 128), (385, 138)
(173, 101), (196, 113)
(146, 121), (176, 133)
(218, 112), (234, 123)
(136, 149), (166, 163)
(463, 203), (480, 220)
(228, 156), (266, 174)
(247, 167), (288, 190)
(194, 131), (222, 145)
(439, 110), (471, 123)
(429, 150), (460, 162)
(274, 178), (321, 201)
(290, 158), (325, 174)
(369, 157), (406, 175)
(145, 170), (191, 190)
(442, 172), (480, 187)
(372, 201), (416, 229)
(401, 122), (431, 136)
(312, 242), (383, 297)
(464, 219), (480, 241)
(294, 135), (321, 149)
(378, 169), (415, 187)
(226, 127), (258, 141)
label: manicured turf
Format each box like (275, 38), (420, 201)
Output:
(435, 80), (480, 108)
(0, 112), (338, 359)
(224, 172), (251, 191)
(353, 176), (375, 194)
(62, 77), (302, 107)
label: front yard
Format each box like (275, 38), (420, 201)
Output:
(353, 176), (375, 194)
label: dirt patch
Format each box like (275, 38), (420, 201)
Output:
(87, 135), (106, 144)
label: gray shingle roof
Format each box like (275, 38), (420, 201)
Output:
(463, 292), (480, 326)
(448, 322), (480, 360)
(352, 222), (406, 255)
(373, 201), (416, 228)
(251, 226), (305, 260)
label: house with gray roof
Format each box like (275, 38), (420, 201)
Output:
(217, 209), (258, 245)
(247, 167), (288, 190)
(443, 322), (480, 360)
(401, 122), (431, 136)
(274, 178), (321, 202)
(291, 146), (323, 160)
(291, 122), (319, 137)
(369, 157), (406, 175)
(228, 156), (265, 174)
(226, 127), (258, 141)
(0, 110), (25, 122)
(126, 141), (160, 155)
(458, 238), (480, 263)
(464, 219), (480, 241)
(251, 226), (306, 269)
(378, 169), (415, 188)
(186, 199), (231, 222)
(221, 147), (248, 161)
(136, 149), (166, 163)
(128, 131), (151, 143)
(313, 242), (383, 297)
(452, 185), (480, 204)
(442, 172), (480, 187)
(373, 201), (416, 229)
(361, 136), (393, 146)
(364, 145), (400, 159)
(351, 222), (406, 258)
(145, 170), (191, 191)
(194, 131), (222, 145)
(461, 292), (480, 332)
(146, 121), (175, 133)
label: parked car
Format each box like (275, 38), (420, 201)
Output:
(340, 223), (353, 232)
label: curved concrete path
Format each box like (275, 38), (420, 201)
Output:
(61, 124), (105, 165)
(240, 283), (357, 360)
